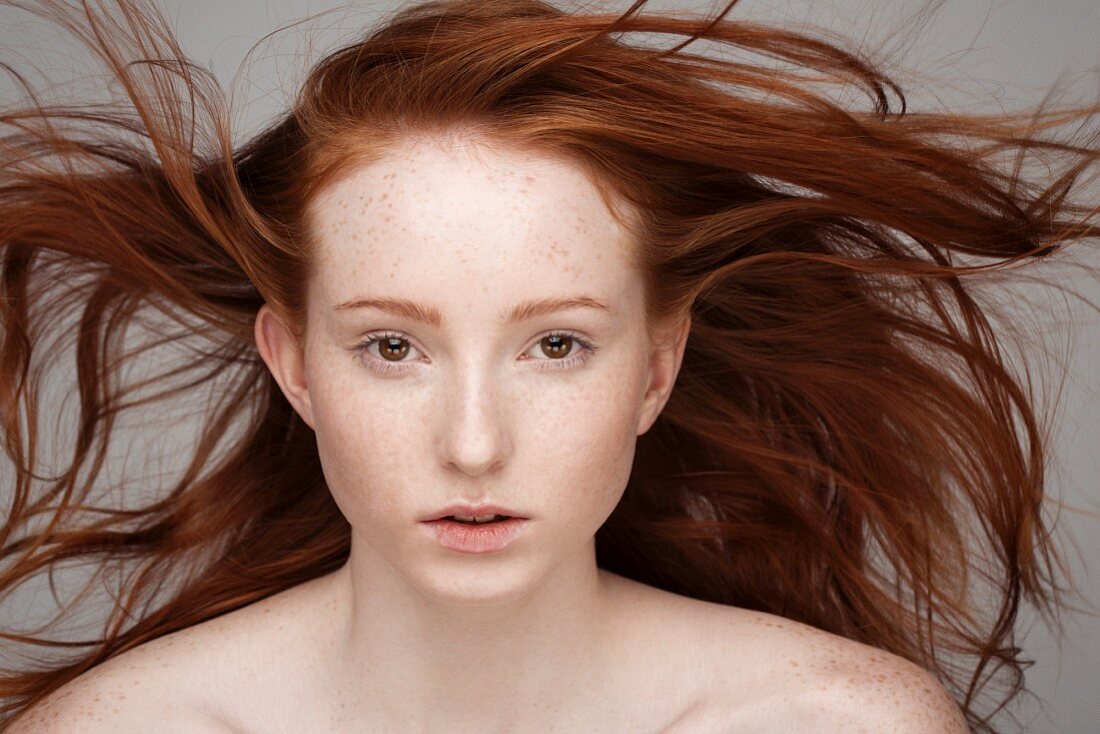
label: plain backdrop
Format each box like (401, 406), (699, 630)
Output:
(0, 1), (1097, 732)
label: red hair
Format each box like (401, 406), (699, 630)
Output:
(1, 1), (1097, 731)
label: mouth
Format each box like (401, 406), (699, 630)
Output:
(438, 514), (512, 524)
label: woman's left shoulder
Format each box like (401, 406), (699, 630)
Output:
(696, 605), (970, 733)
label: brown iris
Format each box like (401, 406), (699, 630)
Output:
(540, 334), (571, 358)
(379, 336), (409, 361)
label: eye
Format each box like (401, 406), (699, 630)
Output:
(523, 331), (598, 371)
(353, 331), (422, 375)
(352, 330), (598, 375)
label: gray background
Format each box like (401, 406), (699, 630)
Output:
(0, 1), (1097, 731)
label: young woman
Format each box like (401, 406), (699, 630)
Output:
(1, 0), (1096, 731)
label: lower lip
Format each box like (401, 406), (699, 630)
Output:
(419, 517), (530, 554)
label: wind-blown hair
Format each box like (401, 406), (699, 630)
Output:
(1, 0), (1097, 730)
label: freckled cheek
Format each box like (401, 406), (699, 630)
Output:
(308, 362), (415, 521)
(532, 377), (641, 512)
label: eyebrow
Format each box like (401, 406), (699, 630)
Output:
(332, 295), (611, 326)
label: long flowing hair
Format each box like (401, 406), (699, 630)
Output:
(1, 0), (1097, 730)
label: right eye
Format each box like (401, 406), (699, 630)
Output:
(353, 331), (422, 375)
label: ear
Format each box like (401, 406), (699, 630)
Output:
(636, 312), (691, 436)
(254, 304), (315, 430)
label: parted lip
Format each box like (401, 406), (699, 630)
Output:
(421, 503), (527, 521)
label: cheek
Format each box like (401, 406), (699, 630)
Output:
(306, 352), (416, 521)
(528, 363), (645, 511)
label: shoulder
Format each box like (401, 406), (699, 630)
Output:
(7, 574), (338, 734)
(697, 606), (969, 733)
(4, 635), (234, 733)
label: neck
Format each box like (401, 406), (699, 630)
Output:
(320, 532), (617, 730)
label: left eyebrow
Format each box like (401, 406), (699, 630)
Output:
(331, 295), (612, 327)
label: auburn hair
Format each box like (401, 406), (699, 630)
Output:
(1, 0), (1097, 731)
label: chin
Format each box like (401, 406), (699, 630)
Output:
(411, 558), (544, 607)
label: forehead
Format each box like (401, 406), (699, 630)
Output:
(306, 138), (638, 309)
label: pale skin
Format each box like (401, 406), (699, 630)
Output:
(8, 132), (970, 733)
(253, 133), (694, 731)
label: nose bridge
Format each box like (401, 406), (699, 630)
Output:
(440, 351), (509, 475)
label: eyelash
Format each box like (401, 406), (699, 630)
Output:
(353, 330), (599, 376)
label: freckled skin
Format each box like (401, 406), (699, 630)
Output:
(700, 610), (970, 733)
(10, 136), (964, 734)
(251, 132), (691, 732)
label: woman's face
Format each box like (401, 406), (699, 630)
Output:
(261, 135), (684, 603)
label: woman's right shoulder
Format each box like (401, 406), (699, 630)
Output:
(5, 578), (326, 734)
(4, 632), (236, 734)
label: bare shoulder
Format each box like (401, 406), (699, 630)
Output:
(8, 572), (342, 734)
(693, 605), (969, 733)
(4, 633), (233, 733)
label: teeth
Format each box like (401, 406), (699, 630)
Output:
(452, 514), (499, 523)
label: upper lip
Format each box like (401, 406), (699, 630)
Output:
(421, 503), (527, 521)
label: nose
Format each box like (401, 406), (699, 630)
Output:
(439, 364), (510, 476)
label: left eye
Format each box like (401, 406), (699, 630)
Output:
(352, 330), (598, 375)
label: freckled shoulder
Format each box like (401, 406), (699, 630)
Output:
(3, 631), (234, 733)
(14, 571), (343, 733)
(692, 605), (969, 733)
